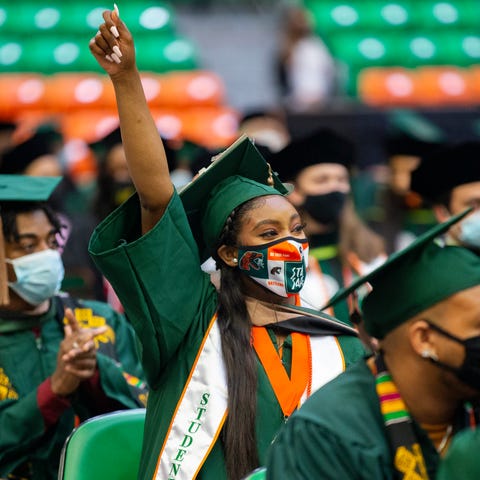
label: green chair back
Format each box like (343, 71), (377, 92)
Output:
(243, 467), (267, 480)
(58, 409), (146, 480)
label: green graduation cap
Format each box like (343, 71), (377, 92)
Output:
(0, 175), (62, 202)
(323, 208), (480, 339)
(178, 134), (290, 261)
(0, 175), (62, 305)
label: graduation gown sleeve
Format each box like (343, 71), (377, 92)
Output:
(89, 191), (217, 388)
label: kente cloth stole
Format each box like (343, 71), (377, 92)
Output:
(371, 354), (430, 480)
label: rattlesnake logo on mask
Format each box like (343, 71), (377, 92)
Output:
(240, 252), (265, 271)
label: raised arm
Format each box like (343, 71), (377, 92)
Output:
(89, 8), (174, 233)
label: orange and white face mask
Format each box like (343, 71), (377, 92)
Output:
(237, 237), (309, 297)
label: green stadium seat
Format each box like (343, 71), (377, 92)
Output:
(0, 36), (25, 72)
(457, 32), (480, 66)
(457, 0), (480, 29)
(408, 0), (480, 30)
(404, 31), (480, 67)
(0, 2), (175, 35)
(307, 1), (363, 34)
(58, 409), (146, 480)
(328, 32), (403, 69)
(375, 1), (414, 28)
(67, 2), (175, 35)
(0, 36), (100, 73)
(135, 35), (198, 72)
(307, 0), (415, 34)
(0, 31), (200, 74)
(354, 1), (415, 29)
(118, 2), (175, 34)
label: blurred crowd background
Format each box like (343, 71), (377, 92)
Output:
(0, 0), (479, 304)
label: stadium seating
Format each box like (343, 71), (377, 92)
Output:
(304, 0), (480, 103)
(0, 0), (240, 181)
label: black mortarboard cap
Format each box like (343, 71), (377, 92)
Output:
(410, 141), (480, 203)
(267, 128), (355, 182)
(0, 130), (60, 175)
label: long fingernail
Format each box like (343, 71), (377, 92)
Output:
(111, 52), (122, 64)
(106, 54), (114, 62)
(113, 45), (122, 58)
(114, 3), (120, 16)
(110, 25), (120, 38)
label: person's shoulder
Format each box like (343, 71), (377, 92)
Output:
(296, 360), (376, 423)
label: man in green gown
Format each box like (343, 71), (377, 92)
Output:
(0, 176), (147, 480)
(267, 212), (480, 479)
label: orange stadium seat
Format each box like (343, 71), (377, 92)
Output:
(42, 74), (116, 112)
(415, 66), (478, 106)
(357, 67), (418, 107)
(60, 110), (119, 144)
(0, 74), (47, 117)
(178, 106), (239, 149)
(146, 71), (225, 109)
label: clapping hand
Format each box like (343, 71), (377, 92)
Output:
(50, 308), (108, 397)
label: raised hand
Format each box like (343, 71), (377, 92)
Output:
(89, 5), (136, 77)
(50, 308), (108, 397)
(88, 4), (174, 233)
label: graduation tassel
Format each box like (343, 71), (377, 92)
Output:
(0, 216), (10, 306)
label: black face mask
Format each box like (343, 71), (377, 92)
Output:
(302, 191), (346, 225)
(426, 321), (480, 392)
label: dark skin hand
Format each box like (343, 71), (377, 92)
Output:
(50, 308), (107, 397)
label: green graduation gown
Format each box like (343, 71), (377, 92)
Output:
(266, 360), (442, 479)
(0, 295), (147, 480)
(89, 192), (366, 480)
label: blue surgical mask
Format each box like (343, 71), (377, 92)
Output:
(459, 211), (480, 249)
(6, 249), (65, 305)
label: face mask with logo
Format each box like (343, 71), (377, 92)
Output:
(237, 237), (309, 298)
(6, 249), (65, 306)
(425, 321), (480, 391)
(459, 211), (480, 250)
(302, 191), (346, 225)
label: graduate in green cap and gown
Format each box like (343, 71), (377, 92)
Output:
(266, 211), (480, 479)
(88, 10), (366, 480)
(0, 175), (148, 480)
